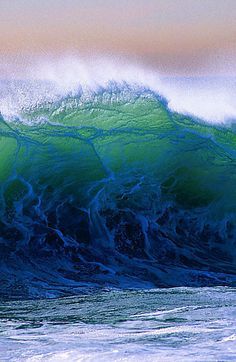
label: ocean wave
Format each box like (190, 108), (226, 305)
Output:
(1, 56), (236, 123)
(0, 62), (236, 298)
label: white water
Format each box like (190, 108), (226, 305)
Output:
(0, 288), (235, 362)
(1, 55), (236, 124)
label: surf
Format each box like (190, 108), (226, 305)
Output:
(0, 57), (236, 299)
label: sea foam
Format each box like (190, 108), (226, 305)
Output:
(0, 55), (236, 124)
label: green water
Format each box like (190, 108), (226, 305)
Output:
(0, 90), (236, 298)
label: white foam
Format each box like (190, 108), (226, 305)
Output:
(160, 77), (236, 124)
(0, 55), (236, 124)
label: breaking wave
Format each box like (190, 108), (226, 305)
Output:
(0, 57), (236, 299)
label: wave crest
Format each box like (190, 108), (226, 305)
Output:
(1, 56), (236, 123)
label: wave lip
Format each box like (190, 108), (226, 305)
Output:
(1, 56), (236, 124)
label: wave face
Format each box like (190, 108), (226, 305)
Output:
(0, 75), (236, 298)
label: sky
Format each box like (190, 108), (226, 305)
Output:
(0, 0), (236, 75)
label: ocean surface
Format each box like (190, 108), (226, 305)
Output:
(0, 59), (236, 360)
(1, 288), (236, 361)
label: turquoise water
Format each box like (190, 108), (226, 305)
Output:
(0, 74), (236, 360)
(0, 287), (235, 361)
(0, 83), (236, 298)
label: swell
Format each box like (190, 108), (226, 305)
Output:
(0, 86), (236, 299)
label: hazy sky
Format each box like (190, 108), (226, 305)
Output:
(1, 0), (236, 75)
